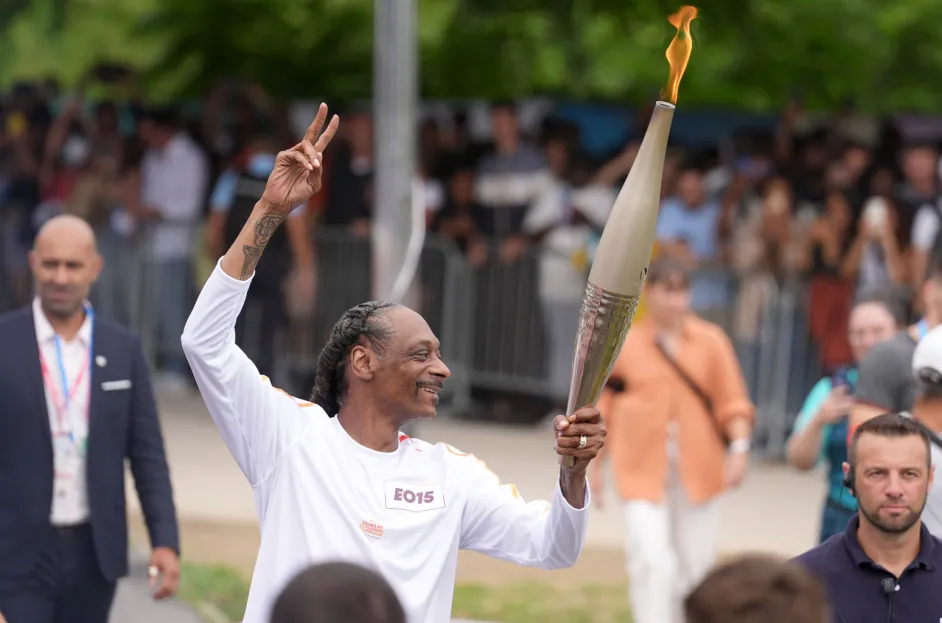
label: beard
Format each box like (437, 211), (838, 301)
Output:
(42, 296), (83, 319)
(859, 496), (927, 534)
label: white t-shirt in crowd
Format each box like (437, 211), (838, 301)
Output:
(181, 261), (590, 623)
(911, 203), (942, 252)
(140, 132), (210, 261)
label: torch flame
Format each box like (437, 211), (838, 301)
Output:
(663, 5), (699, 104)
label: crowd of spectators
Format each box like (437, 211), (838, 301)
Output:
(3, 67), (942, 433)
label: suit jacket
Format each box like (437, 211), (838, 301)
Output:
(0, 306), (179, 582)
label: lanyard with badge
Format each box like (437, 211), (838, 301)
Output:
(39, 306), (95, 458)
(917, 318), (930, 341)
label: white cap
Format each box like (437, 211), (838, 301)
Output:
(912, 325), (942, 386)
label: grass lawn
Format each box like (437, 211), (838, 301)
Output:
(177, 562), (633, 623)
(178, 562), (250, 623)
(452, 583), (632, 622)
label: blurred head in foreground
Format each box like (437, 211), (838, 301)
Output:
(270, 562), (405, 623)
(683, 554), (829, 623)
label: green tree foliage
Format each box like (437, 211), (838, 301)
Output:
(134, 0), (374, 101)
(2, 0), (942, 112)
(0, 0), (30, 26)
(0, 0), (162, 90)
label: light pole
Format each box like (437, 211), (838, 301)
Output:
(373, 0), (421, 433)
(372, 0), (420, 308)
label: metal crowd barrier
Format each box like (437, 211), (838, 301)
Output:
(739, 276), (819, 460)
(270, 228), (476, 413)
(0, 209), (33, 314)
(468, 248), (550, 396)
(0, 214), (820, 457)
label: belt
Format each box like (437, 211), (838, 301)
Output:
(53, 522), (90, 535)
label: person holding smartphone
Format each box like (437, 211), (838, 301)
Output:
(840, 196), (907, 290)
(787, 291), (900, 541)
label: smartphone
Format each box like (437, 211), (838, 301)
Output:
(832, 367), (855, 393)
(862, 197), (888, 230)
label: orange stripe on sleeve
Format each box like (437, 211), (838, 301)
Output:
(260, 375), (318, 407)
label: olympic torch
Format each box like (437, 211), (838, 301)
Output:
(563, 6), (699, 467)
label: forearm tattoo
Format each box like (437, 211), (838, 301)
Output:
(240, 213), (285, 279)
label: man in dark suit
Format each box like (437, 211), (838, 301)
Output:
(0, 215), (180, 623)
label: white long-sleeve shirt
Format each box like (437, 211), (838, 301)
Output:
(181, 260), (590, 623)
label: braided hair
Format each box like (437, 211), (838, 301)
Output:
(310, 301), (399, 416)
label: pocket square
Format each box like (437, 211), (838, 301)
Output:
(101, 380), (132, 391)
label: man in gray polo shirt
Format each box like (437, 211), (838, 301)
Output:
(852, 263), (942, 428)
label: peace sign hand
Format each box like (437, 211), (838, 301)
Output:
(261, 103), (340, 214)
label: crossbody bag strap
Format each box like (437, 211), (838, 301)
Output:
(654, 340), (729, 445)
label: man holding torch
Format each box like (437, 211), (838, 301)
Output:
(182, 104), (605, 623)
(183, 4), (703, 619)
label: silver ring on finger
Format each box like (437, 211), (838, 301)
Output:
(578, 435), (587, 449)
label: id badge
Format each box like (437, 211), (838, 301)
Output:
(53, 433), (81, 482)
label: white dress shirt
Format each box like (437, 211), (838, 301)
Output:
(33, 297), (93, 526)
(182, 261), (591, 623)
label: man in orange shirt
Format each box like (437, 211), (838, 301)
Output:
(592, 257), (755, 623)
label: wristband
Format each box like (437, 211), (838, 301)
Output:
(729, 438), (751, 454)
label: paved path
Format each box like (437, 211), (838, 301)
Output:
(110, 556), (205, 623)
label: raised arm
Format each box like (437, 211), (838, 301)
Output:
(219, 104), (338, 280)
(459, 407), (604, 570)
(181, 104), (339, 487)
(787, 379), (850, 470)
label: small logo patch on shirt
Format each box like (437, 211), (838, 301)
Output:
(384, 480), (446, 512)
(359, 519), (384, 541)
